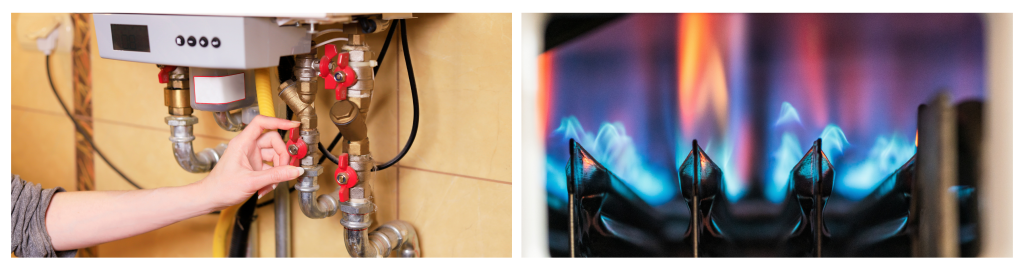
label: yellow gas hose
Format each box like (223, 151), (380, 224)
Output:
(212, 68), (276, 257)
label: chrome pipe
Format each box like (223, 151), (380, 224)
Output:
(212, 110), (246, 132)
(166, 116), (226, 173)
(373, 220), (421, 258)
(345, 227), (379, 258)
(296, 174), (338, 219)
(342, 218), (421, 258)
(294, 130), (338, 219)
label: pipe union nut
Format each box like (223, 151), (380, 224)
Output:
(302, 166), (323, 177)
(295, 182), (320, 193)
(338, 201), (375, 215)
(165, 116), (199, 126)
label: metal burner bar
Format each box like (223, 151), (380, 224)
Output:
(913, 93), (960, 257)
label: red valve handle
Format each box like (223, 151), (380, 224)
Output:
(286, 127), (308, 167)
(335, 153), (358, 202)
(318, 44), (356, 101)
(158, 65), (178, 84)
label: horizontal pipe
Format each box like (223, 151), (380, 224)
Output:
(373, 220), (420, 258)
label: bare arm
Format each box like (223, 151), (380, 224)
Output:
(45, 184), (213, 251)
(43, 116), (304, 251)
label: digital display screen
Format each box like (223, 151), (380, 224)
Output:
(110, 24), (151, 52)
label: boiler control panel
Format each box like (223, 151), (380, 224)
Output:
(94, 14), (312, 69)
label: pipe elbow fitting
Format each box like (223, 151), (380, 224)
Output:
(212, 111), (246, 132)
(372, 220), (420, 258)
(167, 116), (226, 173)
(296, 173), (339, 219)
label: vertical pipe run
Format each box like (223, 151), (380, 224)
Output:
(274, 182), (290, 257)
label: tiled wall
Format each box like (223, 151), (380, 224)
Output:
(10, 13), (512, 257)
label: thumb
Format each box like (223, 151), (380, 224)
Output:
(250, 165), (305, 190)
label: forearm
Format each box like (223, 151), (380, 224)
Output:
(44, 182), (215, 251)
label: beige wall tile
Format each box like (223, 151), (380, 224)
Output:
(95, 206), (218, 257)
(397, 14), (515, 183)
(398, 168), (512, 257)
(11, 13), (75, 115)
(91, 121), (220, 190)
(11, 108), (77, 191)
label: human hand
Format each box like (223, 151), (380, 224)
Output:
(196, 115), (305, 211)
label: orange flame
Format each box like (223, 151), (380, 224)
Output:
(677, 13), (730, 138)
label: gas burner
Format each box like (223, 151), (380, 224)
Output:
(556, 94), (981, 257)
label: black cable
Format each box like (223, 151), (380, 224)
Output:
(372, 19), (420, 172)
(45, 55), (143, 190)
(318, 142), (339, 165)
(228, 193), (258, 257)
(318, 20), (397, 165)
(316, 130), (342, 165)
(372, 19), (395, 74)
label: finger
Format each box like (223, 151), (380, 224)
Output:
(256, 131), (290, 166)
(241, 115), (301, 142)
(257, 183), (278, 199)
(262, 163), (273, 171)
(248, 166), (304, 192)
(260, 149), (280, 164)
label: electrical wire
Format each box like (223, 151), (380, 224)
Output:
(374, 21), (398, 75)
(313, 29), (345, 38)
(319, 142), (339, 164)
(313, 37), (350, 49)
(45, 55), (143, 190)
(372, 19), (420, 172)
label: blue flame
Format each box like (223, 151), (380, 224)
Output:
(768, 132), (803, 203)
(769, 102), (917, 201)
(820, 124), (849, 160)
(547, 116), (676, 206)
(837, 134), (916, 200)
(775, 102), (803, 127)
(707, 138), (748, 202)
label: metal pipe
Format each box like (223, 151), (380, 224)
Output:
(212, 110), (247, 132)
(162, 66), (226, 173)
(344, 223), (377, 257)
(166, 116), (227, 173)
(274, 181), (291, 257)
(296, 175), (338, 218)
(332, 35), (419, 258)
(341, 218), (421, 258)
(293, 131), (338, 219)
(373, 220), (420, 257)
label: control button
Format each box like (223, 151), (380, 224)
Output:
(186, 36), (196, 47)
(211, 37), (221, 48)
(199, 37), (208, 47)
(175, 35), (185, 46)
